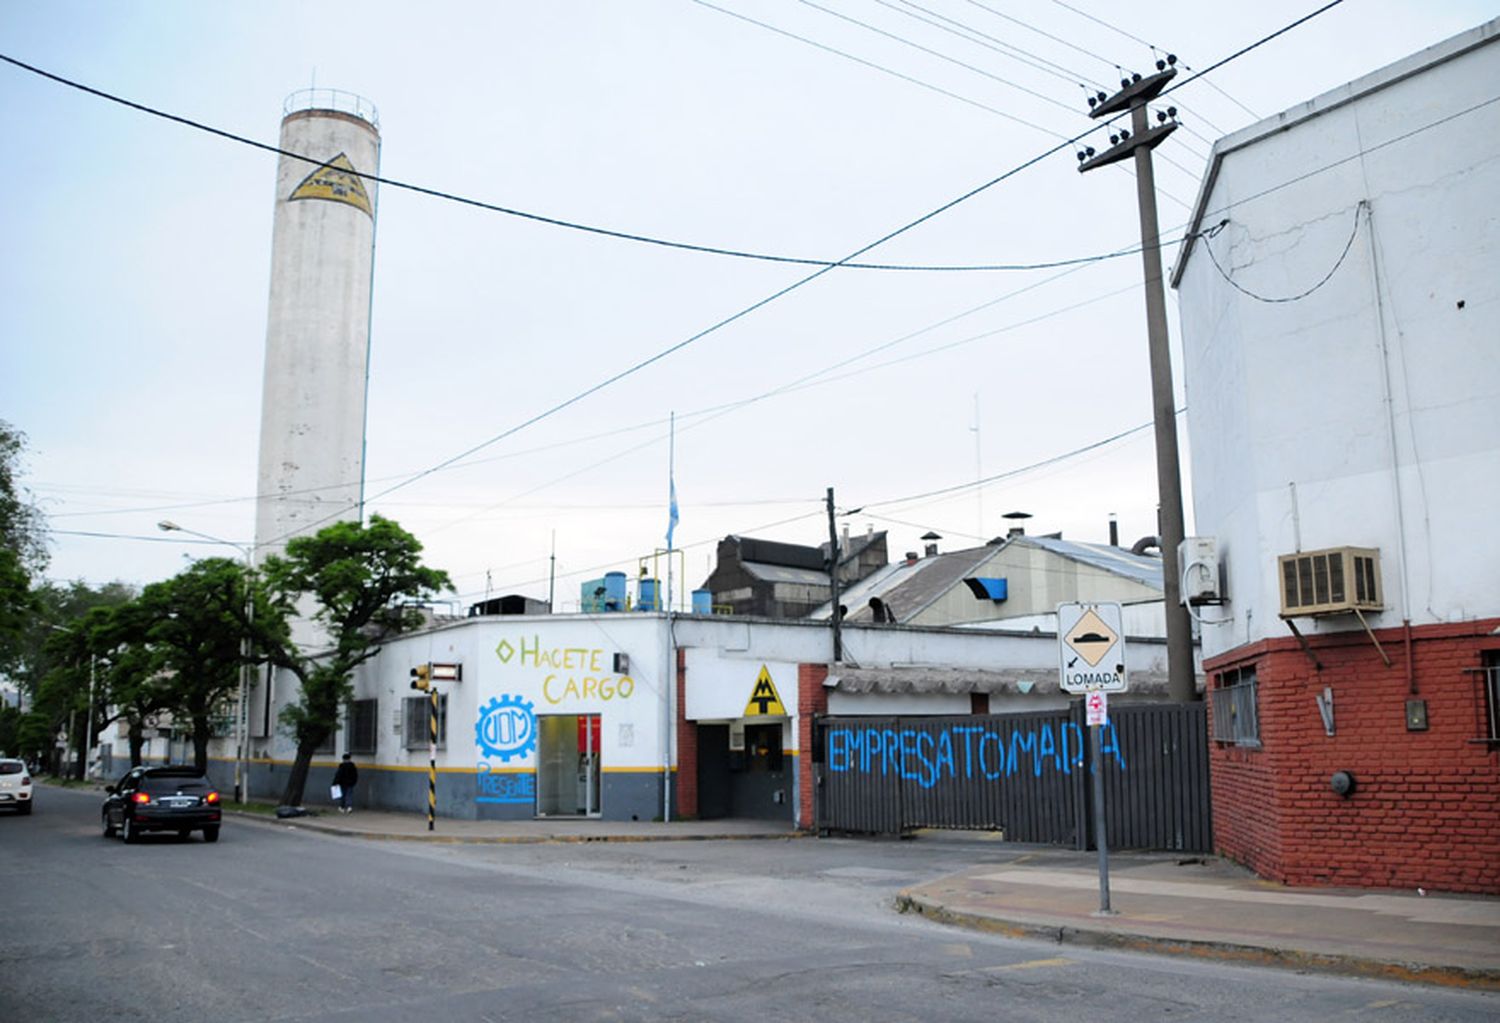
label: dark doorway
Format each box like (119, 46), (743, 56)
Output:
(697, 724), (731, 819)
(731, 722), (790, 821)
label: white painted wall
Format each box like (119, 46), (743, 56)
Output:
(1175, 23), (1500, 660)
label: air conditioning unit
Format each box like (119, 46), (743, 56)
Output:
(1178, 537), (1222, 605)
(1278, 546), (1382, 617)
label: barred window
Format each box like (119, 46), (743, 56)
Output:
(1210, 665), (1260, 747)
(347, 699), (378, 755)
(1482, 652), (1500, 743)
(403, 694), (448, 751)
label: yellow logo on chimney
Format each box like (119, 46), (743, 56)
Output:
(288, 153), (372, 216)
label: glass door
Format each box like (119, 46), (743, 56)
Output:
(536, 714), (602, 817)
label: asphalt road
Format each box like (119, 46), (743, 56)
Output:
(4, 785), (1497, 1022)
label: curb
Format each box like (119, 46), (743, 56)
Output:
(894, 892), (1500, 992)
(228, 810), (808, 846)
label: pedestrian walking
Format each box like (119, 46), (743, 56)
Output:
(332, 753), (358, 814)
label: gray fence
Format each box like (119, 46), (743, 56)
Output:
(814, 702), (1211, 853)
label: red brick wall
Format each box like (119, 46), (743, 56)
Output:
(674, 647), (696, 819)
(1207, 618), (1500, 893)
(796, 663), (829, 829)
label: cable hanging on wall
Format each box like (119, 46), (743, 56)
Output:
(1199, 201), (1365, 304)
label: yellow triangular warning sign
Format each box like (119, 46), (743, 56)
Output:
(744, 665), (787, 717)
(288, 153), (373, 216)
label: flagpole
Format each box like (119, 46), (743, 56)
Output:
(663, 411), (676, 823)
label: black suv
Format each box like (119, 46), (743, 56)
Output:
(102, 766), (222, 843)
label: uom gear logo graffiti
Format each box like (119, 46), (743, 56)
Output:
(475, 695), (537, 762)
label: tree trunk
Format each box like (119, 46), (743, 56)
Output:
(129, 722), (145, 767)
(191, 713), (211, 773)
(278, 736), (323, 808)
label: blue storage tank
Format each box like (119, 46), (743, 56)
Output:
(638, 577), (659, 612)
(604, 572), (627, 611)
(692, 589), (712, 615)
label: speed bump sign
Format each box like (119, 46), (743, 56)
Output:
(1057, 602), (1127, 693)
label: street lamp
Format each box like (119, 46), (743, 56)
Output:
(158, 520), (254, 805)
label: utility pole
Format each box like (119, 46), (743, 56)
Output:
(1078, 62), (1196, 703)
(825, 487), (842, 664)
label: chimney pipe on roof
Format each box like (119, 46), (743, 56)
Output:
(1109, 514), (1119, 547)
(924, 543), (938, 557)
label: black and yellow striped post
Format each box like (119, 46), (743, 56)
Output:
(427, 685), (438, 831)
(410, 663), (437, 831)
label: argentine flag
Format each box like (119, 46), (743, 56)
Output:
(667, 478), (679, 550)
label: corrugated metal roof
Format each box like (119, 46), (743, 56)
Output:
(741, 561), (831, 586)
(1020, 536), (1163, 590)
(810, 534), (1162, 621)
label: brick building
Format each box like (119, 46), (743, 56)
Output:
(1172, 22), (1500, 892)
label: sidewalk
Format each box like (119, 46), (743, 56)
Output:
(228, 804), (1500, 990)
(229, 805), (803, 844)
(896, 847), (1500, 990)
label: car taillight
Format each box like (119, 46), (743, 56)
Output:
(20, 776), (29, 785)
(205, 791), (220, 804)
(132, 792), (152, 804)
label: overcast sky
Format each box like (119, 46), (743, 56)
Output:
(2, 1), (1491, 611)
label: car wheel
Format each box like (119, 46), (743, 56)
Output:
(176, 829), (190, 842)
(18, 802), (31, 815)
(102, 811), (116, 838)
(203, 825), (220, 843)
(122, 817), (138, 844)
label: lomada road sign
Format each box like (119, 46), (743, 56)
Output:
(1057, 602), (1128, 694)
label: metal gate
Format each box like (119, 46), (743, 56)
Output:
(814, 702), (1211, 852)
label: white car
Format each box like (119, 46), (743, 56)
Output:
(0, 758), (34, 814)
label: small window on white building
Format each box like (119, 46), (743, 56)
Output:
(346, 698), (378, 755)
(403, 695), (448, 751)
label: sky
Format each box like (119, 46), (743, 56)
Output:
(2, 0), (1492, 612)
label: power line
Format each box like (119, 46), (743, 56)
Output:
(1047, 0), (1262, 122)
(795, 0), (1083, 123)
(1159, 2), (1346, 105)
(862, 419), (1160, 510)
(33, 6), (1344, 556)
(887, 0), (1108, 91)
(266, 118), (1114, 550)
(689, 0), (1068, 139)
(52, 73), (1484, 534)
(0, 50), (1085, 275)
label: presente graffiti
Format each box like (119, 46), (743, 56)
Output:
(826, 721), (1125, 789)
(475, 764), (536, 805)
(475, 694), (538, 805)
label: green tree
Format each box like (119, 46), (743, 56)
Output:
(256, 515), (449, 807)
(15, 581), (137, 773)
(0, 420), (48, 672)
(135, 557), (258, 773)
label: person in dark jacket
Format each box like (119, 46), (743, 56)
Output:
(332, 753), (359, 814)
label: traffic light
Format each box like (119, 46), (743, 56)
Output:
(410, 663), (432, 691)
